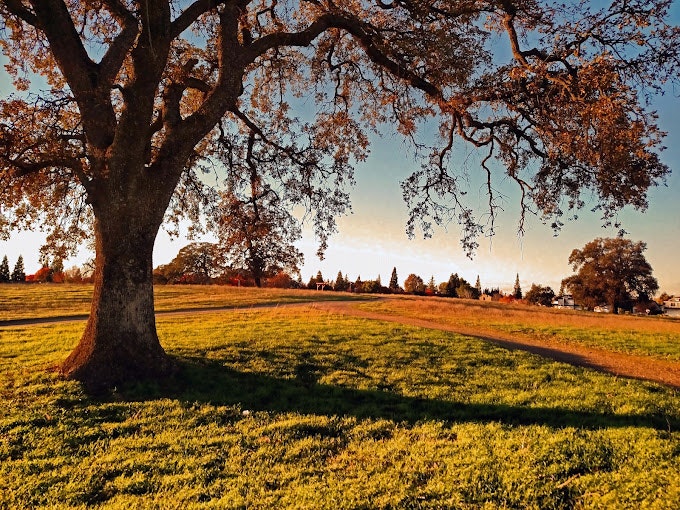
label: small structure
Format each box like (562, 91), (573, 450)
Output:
(316, 281), (327, 291)
(479, 293), (493, 302)
(552, 295), (576, 309)
(664, 297), (680, 317)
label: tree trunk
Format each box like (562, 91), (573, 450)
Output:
(60, 202), (174, 391)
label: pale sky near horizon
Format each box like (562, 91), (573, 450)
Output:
(1, 6), (679, 295)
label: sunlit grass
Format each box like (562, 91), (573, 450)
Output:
(357, 296), (680, 361)
(1, 305), (679, 508)
(0, 284), (363, 321)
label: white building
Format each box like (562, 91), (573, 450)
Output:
(552, 295), (576, 309)
(664, 297), (680, 317)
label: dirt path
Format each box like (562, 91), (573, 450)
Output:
(310, 301), (680, 390)
(4, 299), (680, 389)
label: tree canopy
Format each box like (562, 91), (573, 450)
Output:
(561, 237), (658, 313)
(154, 242), (225, 284)
(216, 166), (304, 287)
(524, 283), (555, 306)
(0, 0), (677, 388)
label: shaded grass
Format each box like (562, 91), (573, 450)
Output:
(1, 306), (679, 508)
(0, 284), (365, 322)
(358, 296), (680, 361)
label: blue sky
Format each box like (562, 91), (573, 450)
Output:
(1, 5), (679, 294)
(293, 89), (680, 293)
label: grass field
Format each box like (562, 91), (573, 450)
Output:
(1, 286), (679, 508)
(358, 296), (680, 361)
(0, 284), (366, 322)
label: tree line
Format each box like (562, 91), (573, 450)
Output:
(0, 254), (96, 284)
(7, 234), (666, 316)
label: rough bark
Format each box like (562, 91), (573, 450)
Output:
(60, 188), (174, 391)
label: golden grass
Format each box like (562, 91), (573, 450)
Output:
(0, 284), (363, 321)
(359, 296), (680, 360)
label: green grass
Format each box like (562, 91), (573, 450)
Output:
(0, 284), (365, 321)
(1, 305), (679, 508)
(357, 296), (680, 361)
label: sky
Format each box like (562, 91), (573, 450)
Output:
(1, 5), (679, 295)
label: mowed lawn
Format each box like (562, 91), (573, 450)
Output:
(1, 286), (679, 509)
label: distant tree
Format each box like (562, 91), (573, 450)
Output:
(389, 268), (400, 292)
(442, 274), (462, 297)
(32, 265), (53, 283)
(361, 280), (382, 294)
(475, 276), (482, 296)
(656, 292), (672, 305)
(513, 274), (523, 300)
(64, 266), (84, 284)
(50, 258), (65, 283)
(0, 256), (9, 282)
(427, 276), (437, 295)
(483, 287), (501, 297)
(404, 274), (426, 295)
(266, 271), (297, 289)
(154, 243), (225, 285)
(561, 238), (658, 313)
(334, 271), (348, 292)
(308, 271), (328, 290)
(354, 276), (363, 294)
(217, 172), (304, 288)
(524, 284), (556, 306)
(51, 258), (64, 275)
(457, 283), (477, 299)
(11, 255), (25, 282)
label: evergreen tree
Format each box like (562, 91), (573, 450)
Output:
(11, 255), (25, 282)
(475, 275), (482, 296)
(514, 273), (523, 299)
(389, 267), (399, 291)
(427, 276), (437, 294)
(334, 271), (347, 291)
(0, 256), (10, 282)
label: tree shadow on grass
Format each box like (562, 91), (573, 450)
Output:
(118, 356), (678, 431)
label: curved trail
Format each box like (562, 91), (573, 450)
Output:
(309, 301), (680, 390)
(3, 299), (680, 389)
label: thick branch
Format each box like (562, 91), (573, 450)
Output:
(169, 0), (223, 39)
(99, 0), (139, 87)
(3, 0), (38, 25)
(247, 13), (441, 98)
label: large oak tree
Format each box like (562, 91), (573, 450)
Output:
(561, 237), (658, 313)
(0, 1), (677, 388)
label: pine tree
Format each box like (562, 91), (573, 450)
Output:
(335, 270), (346, 291)
(427, 276), (437, 294)
(514, 273), (523, 299)
(389, 267), (399, 291)
(11, 255), (25, 282)
(475, 275), (482, 296)
(0, 256), (10, 282)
